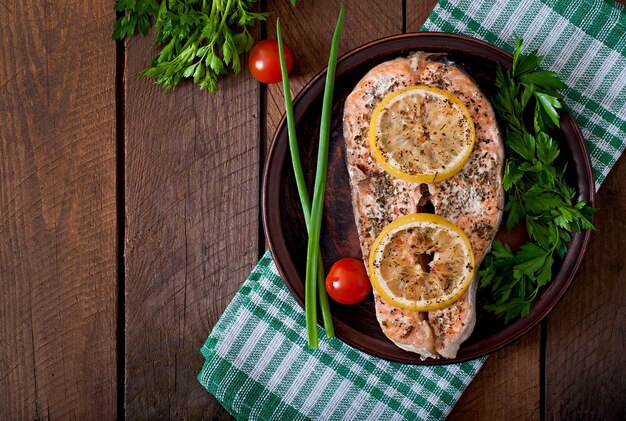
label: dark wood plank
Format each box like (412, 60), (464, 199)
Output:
(0, 1), (117, 419)
(546, 2), (626, 416)
(265, 0), (404, 139)
(449, 328), (541, 420)
(545, 155), (626, 419)
(123, 28), (260, 419)
(406, 0), (439, 32)
(190, 0), (405, 415)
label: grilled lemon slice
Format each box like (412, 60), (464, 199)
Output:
(369, 85), (475, 183)
(368, 213), (475, 312)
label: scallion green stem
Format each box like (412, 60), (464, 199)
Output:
(316, 255), (334, 337)
(276, 19), (308, 222)
(303, 5), (344, 348)
(276, 18), (335, 343)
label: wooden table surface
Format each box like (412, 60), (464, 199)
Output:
(1, 0), (624, 419)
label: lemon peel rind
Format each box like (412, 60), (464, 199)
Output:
(368, 84), (476, 183)
(368, 213), (476, 312)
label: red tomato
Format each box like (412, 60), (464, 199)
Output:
(248, 39), (293, 84)
(325, 258), (372, 305)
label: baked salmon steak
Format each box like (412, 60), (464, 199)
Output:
(342, 52), (505, 359)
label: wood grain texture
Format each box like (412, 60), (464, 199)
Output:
(0, 1), (117, 419)
(406, 0), (439, 32)
(545, 155), (626, 420)
(123, 30), (260, 419)
(449, 327), (541, 420)
(265, 0), (404, 139)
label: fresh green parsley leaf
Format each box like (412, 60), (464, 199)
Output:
(507, 131), (535, 161)
(536, 132), (559, 164)
(503, 161), (523, 190)
(112, 0), (268, 93)
(513, 39), (542, 76)
(505, 198), (525, 231)
(493, 240), (514, 258)
(482, 37), (597, 323)
(512, 243), (547, 278)
(112, 0), (159, 40)
(536, 91), (563, 127)
(520, 71), (568, 90)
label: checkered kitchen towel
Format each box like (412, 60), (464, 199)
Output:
(199, 252), (482, 420)
(199, 0), (626, 419)
(424, 0), (626, 190)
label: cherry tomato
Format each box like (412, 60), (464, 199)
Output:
(325, 258), (372, 305)
(248, 39), (293, 84)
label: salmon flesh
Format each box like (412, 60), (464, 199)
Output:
(342, 52), (505, 359)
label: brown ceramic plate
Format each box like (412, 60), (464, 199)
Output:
(262, 33), (595, 364)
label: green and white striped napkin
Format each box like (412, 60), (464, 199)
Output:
(199, 0), (626, 419)
(200, 252), (482, 420)
(424, 0), (626, 190)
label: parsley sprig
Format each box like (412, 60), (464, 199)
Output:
(112, 0), (267, 93)
(480, 37), (597, 323)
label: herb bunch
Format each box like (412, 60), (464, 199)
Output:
(112, 0), (267, 93)
(480, 37), (597, 323)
